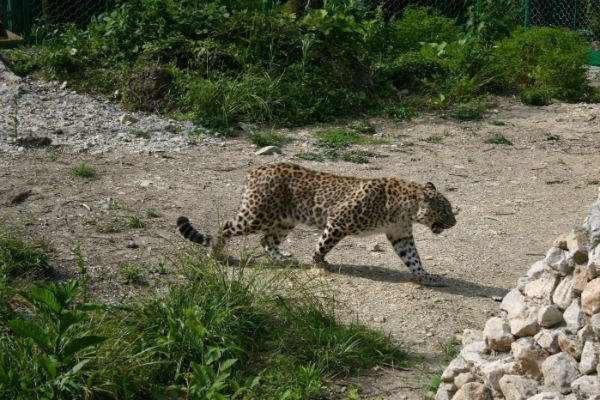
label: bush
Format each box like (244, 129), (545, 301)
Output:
(494, 27), (590, 102)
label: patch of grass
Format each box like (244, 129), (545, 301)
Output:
(489, 120), (505, 126)
(341, 150), (377, 164)
(484, 135), (513, 145)
(439, 336), (460, 361)
(95, 218), (125, 233)
(546, 134), (563, 141)
(294, 152), (324, 162)
(448, 108), (483, 121)
(70, 163), (97, 178)
(251, 132), (291, 147)
(402, 141), (414, 146)
(120, 264), (144, 284)
(146, 209), (160, 218)
(424, 135), (444, 143)
(585, 179), (600, 185)
(127, 215), (146, 229)
(131, 130), (150, 139)
(0, 225), (51, 280)
(321, 149), (340, 160)
(314, 130), (388, 149)
(353, 121), (376, 134)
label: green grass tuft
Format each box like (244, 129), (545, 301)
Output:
(484, 135), (513, 145)
(424, 136), (443, 143)
(70, 163), (97, 178)
(314, 130), (388, 149)
(251, 132), (292, 147)
(294, 152), (324, 162)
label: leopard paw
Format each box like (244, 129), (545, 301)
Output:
(416, 273), (446, 287)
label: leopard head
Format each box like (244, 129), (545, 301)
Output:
(416, 182), (456, 234)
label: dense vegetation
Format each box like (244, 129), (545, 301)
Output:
(0, 224), (407, 399)
(2, 0), (597, 130)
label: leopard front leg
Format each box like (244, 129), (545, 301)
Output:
(261, 223), (297, 264)
(387, 233), (445, 287)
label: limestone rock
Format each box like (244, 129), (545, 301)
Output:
(450, 382), (492, 400)
(460, 328), (483, 346)
(435, 382), (457, 400)
(591, 313), (600, 337)
(454, 372), (477, 388)
(584, 190), (600, 248)
(570, 375), (600, 398)
(542, 352), (581, 394)
(581, 278), (600, 315)
(511, 337), (548, 379)
(545, 247), (575, 276)
(535, 329), (561, 354)
(579, 340), (600, 374)
(480, 358), (519, 393)
(553, 277), (576, 310)
(498, 374), (539, 400)
(523, 275), (559, 304)
(566, 230), (588, 264)
(484, 317), (514, 351)
(587, 246), (600, 280)
(510, 307), (540, 337)
(528, 392), (565, 400)
(572, 267), (588, 296)
(554, 234), (569, 250)
(501, 288), (528, 319)
(558, 331), (583, 360)
(577, 324), (595, 343)
(441, 357), (469, 383)
(460, 341), (489, 370)
(527, 260), (556, 279)
(538, 305), (563, 328)
(563, 299), (586, 331)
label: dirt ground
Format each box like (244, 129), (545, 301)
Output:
(1, 96), (600, 399)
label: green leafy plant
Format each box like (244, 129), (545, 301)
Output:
(546, 134), (563, 141)
(70, 245), (89, 303)
(448, 108), (483, 121)
(519, 88), (551, 106)
(6, 281), (107, 399)
(341, 150), (376, 164)
(424, 136), (443, 143)
(120, 264), (144, 285)
(489, 120), (505, 126)
(251, 132), (291, 147)
(314, 129), (387, 149)
(146, 209), (160, 218)
(353, 121), (376, 134)
(294, 152), (324, 162)
(127, 215), (146, 229)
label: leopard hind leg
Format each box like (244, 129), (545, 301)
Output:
(261, 222), (296, 263)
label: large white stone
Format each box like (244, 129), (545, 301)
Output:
(579, 340), (600, 374)
(566, 230), (588, 265)
(553, 277), (576, 310)
(527, 260), (555, 279)
(558, 330), (583, 360)
(542, 352), (581, 394)
(581, 278), (600, 315)
(563, 299), (586, 331)
(454, 372), (477, 389)
(480, 358), (519, 393)
(510, 307), (540, 337)
(498, 374), (539, 400)
(440, 357), (469, 383)
(545, 247), (575, 276)
(570, 375), (600, 398)
(523, 275), (559, 304)
(460, 341), (489, 370)
(501, 288), (528, 319)
(538, 305), (564, 328)
(484, 317), (514, 351)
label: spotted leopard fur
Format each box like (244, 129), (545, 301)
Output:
(177, 162), (456, 286)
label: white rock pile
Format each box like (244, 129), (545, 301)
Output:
(437, 189), (600, 400)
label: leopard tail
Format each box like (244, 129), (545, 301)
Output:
(177, 216), (212, 246)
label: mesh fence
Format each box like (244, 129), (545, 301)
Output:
(526, 0), (600, 39)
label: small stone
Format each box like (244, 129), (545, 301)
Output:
(558, 331), (583, 360)
(119, 114), (138, 124)
(542, 352), (581, 394)
(553, 277), (576, 310)
(373, 315), (386, 323)
(528, 393), (565, 400)
(579, 340), (600, 374)
(126, 240), (138, 249)
(566, 230), (588, 264)
(498, 374), (539, 400)
(450, 382), (492, 400)
(368, 243), (384, 252)
(140, 180), (153, 187)
(571, 375), (600, 398)
(454, 372), (477, 389)
(581, 278), (600, 315)
(535, 329), (561, 354)
(254, 145), (282, 155)
(538, 305), (563, 328)
(564, 299), (586, 330)
(545, 247), (575, 276)
(484, 317), (514, 351)
(554, 234), (569, 250)
(480, 358), (519, 393)
(510, 307), (540, 337)
(440, 357), (469, 383)
(572, 267), (588, 297)
(511, 337), (548, 379)
(435, 382), (457, 400)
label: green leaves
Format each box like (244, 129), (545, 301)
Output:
(8, 319), (53, 355)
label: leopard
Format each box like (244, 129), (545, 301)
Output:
(177, 162), (456, 286)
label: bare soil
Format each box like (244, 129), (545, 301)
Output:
(2, 96), (600, 399)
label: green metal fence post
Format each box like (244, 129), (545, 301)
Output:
(523, 0), (530, 28)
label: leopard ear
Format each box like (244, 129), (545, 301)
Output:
(425, 182), (436, 191)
